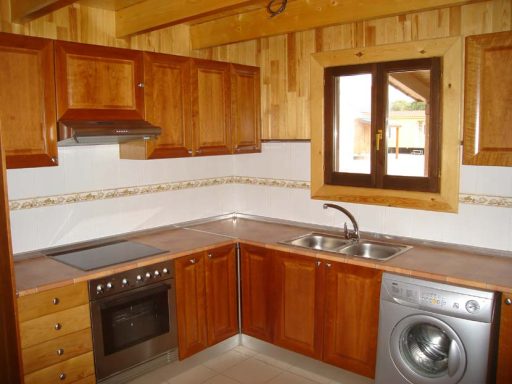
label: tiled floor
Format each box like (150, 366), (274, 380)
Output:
(127, 341), (374, 384)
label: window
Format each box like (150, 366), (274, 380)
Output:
(324, 58), (441, 193)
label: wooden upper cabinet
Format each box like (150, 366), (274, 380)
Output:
(54, 41), (144, 120)
(174, 252), (208, 360)
(120, 52), (193, 159)
(0, 33), (58, 169)
(231, 64), (261, 154)
(204, 245), (238, 346)
(240, 244), (274, 342)
(191, 59), (231, 156)
(463, 31), (512, 166)
(497, 293), (512, 384)
(322, 262), (381, 378)
(273, 251), (324, 359)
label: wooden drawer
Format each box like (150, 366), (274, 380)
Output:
(20, 304), (91, 348)
(24, 351), (94, 384)
(22, 328), (93, 374)
(71, 375), (96, 384)
(18, 282), (88, 322)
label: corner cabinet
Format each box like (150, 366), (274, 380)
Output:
(54, 40), (145, 120)
(497, 293), (512, 384)
(0, 33), (58, 169)
(175, 245), (238, 360)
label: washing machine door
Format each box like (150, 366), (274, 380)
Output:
(390, 314), (466, 384)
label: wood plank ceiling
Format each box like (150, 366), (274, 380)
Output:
(10, 0), (482, 48)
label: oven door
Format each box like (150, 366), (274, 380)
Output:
(90, 279), (178, 381)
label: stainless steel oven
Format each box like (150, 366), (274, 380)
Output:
(89, 260), (178, 382)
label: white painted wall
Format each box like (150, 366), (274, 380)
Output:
(7, 142), (512, 254)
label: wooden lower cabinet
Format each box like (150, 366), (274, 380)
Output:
(175, 245), (238, 359)
(497, 293), (512, 384)
(322, 262), (382, 378)
(240, 244), (274, 342)
(273, 251), (324, 359)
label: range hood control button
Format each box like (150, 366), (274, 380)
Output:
(145, 272), (152, 279)
(121, 278), (128, 286)
(106, 282), (113, 290)
(136, 274), (143, 282)
(96, 284), (104, 294)
(154, 270), (160, 277)
(162, 268), (169, 274)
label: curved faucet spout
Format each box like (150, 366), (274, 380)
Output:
(323, 203), (360, 241)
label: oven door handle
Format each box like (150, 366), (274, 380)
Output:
(96, 281), (171, 309)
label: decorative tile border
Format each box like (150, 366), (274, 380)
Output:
(8, 176), (512, 211)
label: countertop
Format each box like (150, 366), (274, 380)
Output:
(14, 215), (512, 296)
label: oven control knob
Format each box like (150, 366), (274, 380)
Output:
(154, 270), (160, 277)
(96, 284), (104, 294)
(465, 300), (480, 314)
(136, 274), (143, 282)
(106, 282), (113, 290)
(145, 272), (152, 279)
(162, 267), (169, 274)
(121, 278), (128, 286)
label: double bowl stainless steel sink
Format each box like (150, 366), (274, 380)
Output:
(280, 232), (412, 261)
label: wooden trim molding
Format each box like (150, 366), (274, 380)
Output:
(310, 37), (462, 212)
(0, 122), (24, 383)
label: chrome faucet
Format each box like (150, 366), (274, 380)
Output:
(323, 203), (360, 241)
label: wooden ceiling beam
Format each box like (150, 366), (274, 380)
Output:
(115, 0), (265, 38)
(10, 0), (76, 22)
(190, 0), (481, 49)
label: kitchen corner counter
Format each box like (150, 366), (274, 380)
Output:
(14, 216), (512, 296)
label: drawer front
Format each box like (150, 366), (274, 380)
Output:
(20, 304), (91, 348)
(18, 282), (89, 322)
(22, 328), (93, 374)
(71, 375), (96, 384)
(24, 351), (95, 384)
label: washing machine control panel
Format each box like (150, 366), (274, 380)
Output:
(384, 278), (494, 322)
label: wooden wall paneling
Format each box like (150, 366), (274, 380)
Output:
(0, 121), (23, 383)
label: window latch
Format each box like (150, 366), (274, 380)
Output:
(376, 129), (383, 151)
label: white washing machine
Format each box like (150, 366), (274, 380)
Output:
(375, 273), (497, 384)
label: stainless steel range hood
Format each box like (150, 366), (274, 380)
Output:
(58, 120), (161, 146)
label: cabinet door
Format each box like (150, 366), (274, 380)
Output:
(273, 252), (324, 359)
(0, 33), (57, 169)
(120, 52), (193, 159)
(322, 262), (381, 378)
(174, 253), (207, 359)
(497, 293), (512, 384)
(231, 64), (261, 154)
(205, 245), (238, 346)
(55, 41), (144, 120)
(191, 59), (231, 156)
(240, 244), (274, 342)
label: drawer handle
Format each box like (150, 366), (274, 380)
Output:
(56, 348), (64, 356)
(208, 253), (212, 259)
(189, 258), (196, 264)
(59, 373), (66, 380)
(325, 263), (332, 268)
(54, 323), (62, 331)
(506, 298), (512, 305)
(52, 297), (60, 305)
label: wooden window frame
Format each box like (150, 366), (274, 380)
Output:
(324, 58), (441, 193)
(310, 38), (462, 212)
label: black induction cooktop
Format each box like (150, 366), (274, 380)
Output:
(47, 240), (166, 271)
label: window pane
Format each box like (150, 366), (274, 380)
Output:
(334, 74), (372, 174)
(385, 69), (430, 177)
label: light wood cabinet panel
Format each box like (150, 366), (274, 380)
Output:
(55, 40), (144, 120)
(205, 245), (238, 345)
(322, 262), (381, 378)
(22, 328), (93, 374)
(0, 33), (58, 169)
(19, 304), (91, 349)
(463, 31), (512, 166)
(497, 293), (512, 384)
(24, 351), (94, 384)
(120, 52), (193, 159)
(18, 282), (89, 323)
(191, 59), (231, 156)
(240, 244), (274, 342)
(273, 252), (324, 359)
(175, 252), (208, 359)
(231, 64), (261, 154)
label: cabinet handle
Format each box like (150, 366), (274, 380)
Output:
(187, 150), (193, 155)
(52, 297), (60, 305)
(316, 261), (321, 267)
(54, 323), (62, 331)
(506, 298), (512, 305)
(189, 258), (196, 264)
(59, 373), (66, 380)
(137, 82), (144, 88)
(51, 157), (57, 164)
(325, 263), (332, 268)
(56, 348), (64, 356)
(196, 149), (203, 154)
(208, 253), (212, 259)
